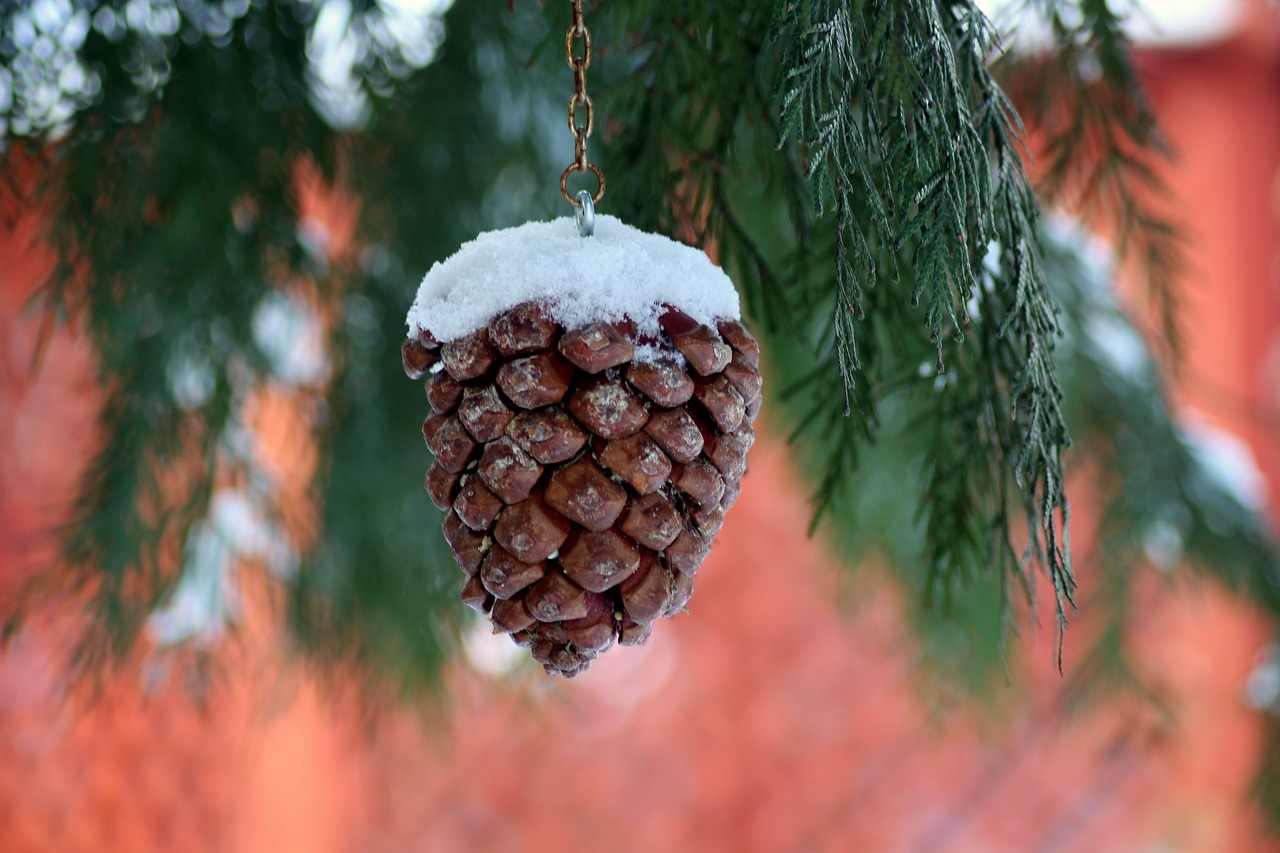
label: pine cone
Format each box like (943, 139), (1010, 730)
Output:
(404, 304), (761, 677)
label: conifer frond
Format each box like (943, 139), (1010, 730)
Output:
(769, 0), (1075, 655)
(997, 0), (1185, 361)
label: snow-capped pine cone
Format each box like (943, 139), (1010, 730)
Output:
(404, 303), (761, 677)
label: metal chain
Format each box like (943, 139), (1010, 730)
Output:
(560, 0), (605, 208)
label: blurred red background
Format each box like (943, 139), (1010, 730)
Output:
(2, 6), (1280, 851)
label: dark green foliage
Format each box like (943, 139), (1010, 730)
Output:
(26, 0), (329, 659)
(2, 0), (561, 684)
(628, 0), (1078, 655)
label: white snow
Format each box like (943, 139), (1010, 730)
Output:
(307, 0), (452, 129)
(1040, 213), (1156, 381)
(406, 215), (741, 343)
(462, 616), (525, 677)
(634, 343), (686, 368)
(1246, 644), (1280, 711)
(978, 0), (1243, 49)
(1142, 517), (1185, 570)
(252, 291), (331, 386)
(1084, 312), (1151, 379)
(1124, 0), (1243, 46)
(146, 489), (296, 648)
(1179, 410), (1270, 512)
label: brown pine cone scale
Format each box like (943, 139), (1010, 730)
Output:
(426, 371), (464, 415)
(405, 303), (760, 677)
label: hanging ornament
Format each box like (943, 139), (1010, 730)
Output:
(401, 0), (761, 677)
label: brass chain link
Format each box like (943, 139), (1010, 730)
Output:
(560, 0), (605, 208)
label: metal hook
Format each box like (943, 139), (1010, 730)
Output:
(575, 190), (595, 238)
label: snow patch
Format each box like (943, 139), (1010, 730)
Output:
(1084, 312), (1151, 379)
(1142, 518), (1185, 571)
(978, 0), (1242, 49)
(146, 489), (296, 648)
(633, 344), (685, 367)
(407, 215), (740, 343)
(462, 616), (524, 677)
(1179, 411), (1270, 512)
(1246, 644), (1280, 711)
(252, 291), (330, 386)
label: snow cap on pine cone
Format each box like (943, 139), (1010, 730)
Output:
(406, 214), (741, 343)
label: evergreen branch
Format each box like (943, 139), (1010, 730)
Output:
(997, 0), (1185, 362)
(770, 0), (1075, 656)
(23, 90), (310, 658)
